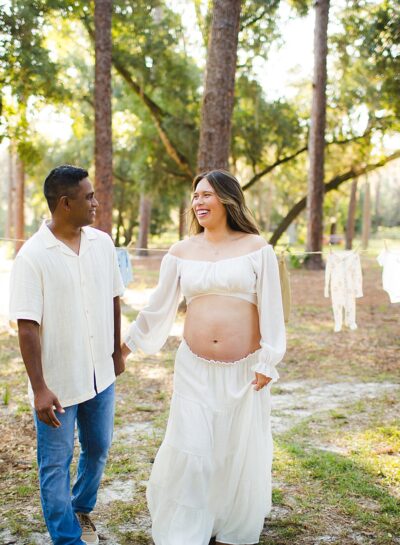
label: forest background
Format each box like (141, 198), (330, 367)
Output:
(0, 2), (400, 544)
(1, 0), (399, 253)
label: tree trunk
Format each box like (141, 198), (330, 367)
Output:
(123, 218), (135, 247)
(197, 0), (242, 172)
(373, 173), (381, 230)
(345, 178), (358, 249)
(94, 0), (113, 235)
(6, 145), (15, 240)
(262, 184), (273, 234)
(115, 179), (127, 247)
(14, 155), (25, 254)
(361, 175), (371, 250)
(136, 194), (152, 257)
(179, 197), (188, 240)
(305, 0), (330, 269)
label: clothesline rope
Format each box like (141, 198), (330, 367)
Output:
(0, 237), (396, 256)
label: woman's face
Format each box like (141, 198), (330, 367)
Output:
(192, 178), (227, 230)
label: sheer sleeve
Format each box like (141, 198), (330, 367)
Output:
(124, 253), (181, 354)
(251, 245), (286, 382)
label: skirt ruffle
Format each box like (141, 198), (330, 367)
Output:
(147, 340), (273, 545)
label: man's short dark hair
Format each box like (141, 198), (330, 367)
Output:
(44, 165), (89, 213)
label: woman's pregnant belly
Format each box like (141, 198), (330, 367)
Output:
(183, 295), (261, 362)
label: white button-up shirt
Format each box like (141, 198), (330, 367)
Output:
(9, 221), (124, 407)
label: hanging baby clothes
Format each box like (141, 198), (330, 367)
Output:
(377, 249), (400, 303)
(278, 254), (291, 324)
(116, 248), (134, 287)
(324, 251), (363, 332)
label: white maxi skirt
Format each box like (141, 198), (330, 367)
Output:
(147, 340), (273, 545)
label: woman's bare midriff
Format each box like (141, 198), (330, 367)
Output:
(183, 295), (261, 362)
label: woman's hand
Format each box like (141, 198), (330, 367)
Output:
(252, 372), (272, 391)
(121, 342), (131, 360)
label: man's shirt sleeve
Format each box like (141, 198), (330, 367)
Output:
(9, 255), (43, 325)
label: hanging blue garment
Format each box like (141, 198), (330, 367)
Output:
(116, 248), (133, 287)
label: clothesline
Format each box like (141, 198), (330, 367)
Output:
(0, 237), (26, 243)
(0, 236), (387, 256)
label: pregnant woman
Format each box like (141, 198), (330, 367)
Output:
(122, 169), (286, 545)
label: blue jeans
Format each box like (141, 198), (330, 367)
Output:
(34, 383), (115, 545)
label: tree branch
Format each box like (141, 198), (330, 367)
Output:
(269, 149), (400, 246)
(242, 129), (375, 191)
(240, 8), (269, 31)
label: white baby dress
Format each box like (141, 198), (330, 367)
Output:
(324, 251), (363, 332)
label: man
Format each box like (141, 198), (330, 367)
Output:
(9, 165), (125, 545)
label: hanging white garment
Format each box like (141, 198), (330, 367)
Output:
(377, 249), (400, 303)
(324, 251), (363, 332)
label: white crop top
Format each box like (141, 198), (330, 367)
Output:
(124, 244), (286, 381)
(181, 253), (258, 306)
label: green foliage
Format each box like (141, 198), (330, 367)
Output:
(233, 75), (305, 169)
(332, 0), (400, 122)
(238, 0), (281, 68)
(0, 0), (399, 243)
(0, 1), (63, 101)
(2, 384), (10, 406)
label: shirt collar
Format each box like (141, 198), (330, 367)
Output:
(39, 220), (98, 250)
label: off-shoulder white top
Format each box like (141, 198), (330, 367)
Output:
(125, 244), (286, 381)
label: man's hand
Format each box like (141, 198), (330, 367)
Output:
(113, 349), (125, 377)
(34, 386), (65, 428)
(252, 372), (272, 391)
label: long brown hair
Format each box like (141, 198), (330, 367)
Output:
(189, 170), (260, 235)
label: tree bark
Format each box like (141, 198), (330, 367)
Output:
(361, 175), (371, 250)
(14, 155), (25, 254)
(305, 0), (330, 269)
(136, 193), (152, 257)
(269, 149), (400, 246)
(6, 145), (15, 240)
(94, 0), (113, 235)
(179, 197), (188, 240)
(115, 182), (126, 247)
(197, 0), (242, 172)
(345, 178), (358, 249)
(373, 173), (381, 230)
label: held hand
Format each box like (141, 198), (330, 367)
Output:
(34, 387), (64, 428)
(252, 372), (272, 391)
(113, 349), (125, 377)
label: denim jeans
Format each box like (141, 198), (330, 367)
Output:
(34, 383), (115, 545)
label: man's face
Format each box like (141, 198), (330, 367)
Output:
(67, 178), (99, 227)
